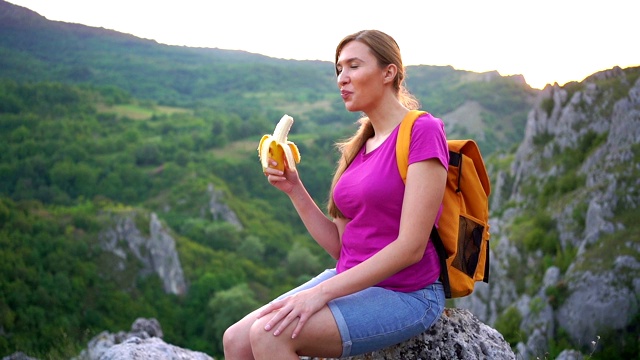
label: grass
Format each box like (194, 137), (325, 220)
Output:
(96, 103), (191, 120)
(211, 139), (260, 161)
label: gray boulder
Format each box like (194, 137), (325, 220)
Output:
(1, 353), (39, 360)
(99, 337), (213, 360)
(74, 318), (213, 360)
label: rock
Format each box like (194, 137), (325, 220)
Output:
(484, 68), (640, 357)
(99, 337), (213, 360)
(73, 310), (512, 360)
(207, 183), (243, 230)
(555, 349), (585, 360)
(130, 318), (163, 339)
(74, 318), (212, 360)
(1, 352), (39, 360)
(556, 270), (637, 347)
(149, 213), (187, 295)
(72, 311), (512, 360)
(99, 211), (187, 295)
(302, 308), (515, 360)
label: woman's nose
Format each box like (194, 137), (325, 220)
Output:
(337, 72), (348, 86)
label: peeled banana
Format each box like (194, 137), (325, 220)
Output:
(258, 114), (301, 171)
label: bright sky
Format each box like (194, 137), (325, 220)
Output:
(7, 0), (639, 89)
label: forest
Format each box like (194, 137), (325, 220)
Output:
(0, 79), (350, 357)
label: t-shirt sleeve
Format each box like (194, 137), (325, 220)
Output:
(407, 113), (449, 170)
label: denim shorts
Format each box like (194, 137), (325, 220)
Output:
(274, 268), (445, 357)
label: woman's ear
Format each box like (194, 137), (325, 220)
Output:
(383, 64), (398, 84)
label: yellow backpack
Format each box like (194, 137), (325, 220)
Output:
(396, 110), (491, 298)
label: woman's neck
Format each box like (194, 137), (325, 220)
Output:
(367, 101), (409, 140)
(363, 101), (409, 153)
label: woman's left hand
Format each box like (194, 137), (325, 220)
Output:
(256, 288), (328, 339)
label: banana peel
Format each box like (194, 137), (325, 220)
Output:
(258, 114), (301, 171)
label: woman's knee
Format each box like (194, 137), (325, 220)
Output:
(247, 316), (269, 345)
(248, 315), (291, 353)
(223, 321), (252, 356)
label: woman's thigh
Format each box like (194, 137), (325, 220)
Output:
(249, 303), (343, 358)
(255, 269), (444, 358)
(329, 281), (445, 357)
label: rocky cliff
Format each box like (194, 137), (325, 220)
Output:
(455, 66), (640, 359)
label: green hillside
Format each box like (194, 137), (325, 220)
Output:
(0, 0), (540, 358)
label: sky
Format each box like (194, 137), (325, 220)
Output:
(7, 0), (639, 89)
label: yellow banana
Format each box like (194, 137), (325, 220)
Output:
(258, 114), (301, 171)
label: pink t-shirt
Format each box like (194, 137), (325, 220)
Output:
(333, 113), (449, 292)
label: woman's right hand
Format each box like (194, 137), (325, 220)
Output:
(264, 158), (300, 195)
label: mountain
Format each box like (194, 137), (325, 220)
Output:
(1, 0), (638, 359)
(456, 67), (640, 359)
(0, 0), (536, 157)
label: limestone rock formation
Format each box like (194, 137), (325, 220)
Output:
(207, 183), (243, 230)
(99, 211), (187, 295)
(455, 67), (640, 359)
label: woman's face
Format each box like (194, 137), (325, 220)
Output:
(336, 41), (388, 113)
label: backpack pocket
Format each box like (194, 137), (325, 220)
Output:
(450, 214), (485, 279)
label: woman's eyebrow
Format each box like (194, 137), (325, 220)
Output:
(337, 57), (363, 66)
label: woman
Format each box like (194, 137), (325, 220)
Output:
(223, 29), (448, 359)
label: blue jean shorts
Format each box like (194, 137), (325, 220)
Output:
(274, 268), (445, 357)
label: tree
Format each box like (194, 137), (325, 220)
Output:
(237, 235), (265, 262)
(49, 161), (97, 199)
(286, 242), (321, 277)
(208, 283), (260, 356)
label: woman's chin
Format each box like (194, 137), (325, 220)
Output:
(343, 102), (359, 112)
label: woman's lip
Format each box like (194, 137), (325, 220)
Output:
(340, 90), (352, 99)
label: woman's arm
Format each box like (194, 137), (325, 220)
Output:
(264, 160), (343, 259)
(317, 158), (446, 296)
(260, 158), (447, 338)
(286, 180), (343, 259)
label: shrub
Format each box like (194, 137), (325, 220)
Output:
(494, 306), (523, 346)
(545, 280), (569, 310)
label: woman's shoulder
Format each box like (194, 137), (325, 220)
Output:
(413, 111), (446, 134)
(415, 111), (443, 125)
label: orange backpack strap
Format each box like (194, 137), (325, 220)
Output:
(395, 110), (453, 297)
(396, 110), (427, 184)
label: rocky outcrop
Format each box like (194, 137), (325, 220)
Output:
(1, 352), (39, 360)
(68, 310), (512, 360)
(73, 318), (213, 360)
(304, 308), (515, 360)
(206, 183), (242, 230)
(99, 337), (213, 360)
(99, 211), (186, 295)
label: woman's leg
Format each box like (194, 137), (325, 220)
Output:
(224, 303), (342, 360)
(224, 269), (341, 359)
(248, 305), (342, 359)
(223, 306), (265, 360)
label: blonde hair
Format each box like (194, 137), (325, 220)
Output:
(327, 30), (420, 219)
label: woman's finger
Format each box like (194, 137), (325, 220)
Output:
(264, 306), (290, 332)
(290, 314), (308, 339)
(256, 301), (281, 319)
(272, 309), (299, 337)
